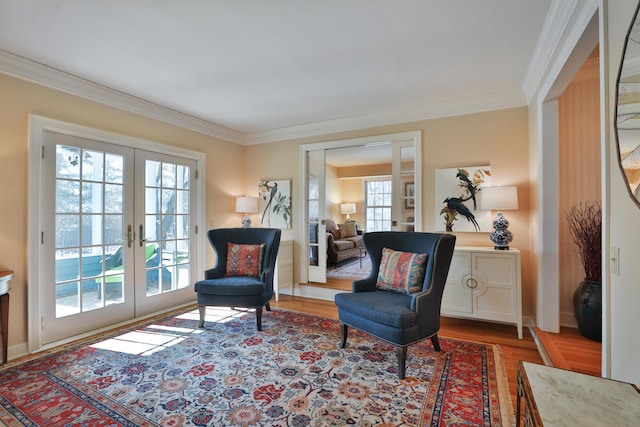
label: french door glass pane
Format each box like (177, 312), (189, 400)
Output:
(54, 145), (125, 318)
(144, 159), (191, 296)
(307, 175), (319, 267)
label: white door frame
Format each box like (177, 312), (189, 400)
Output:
(299, 130), (422, 284)
(27, 115), (207, 352)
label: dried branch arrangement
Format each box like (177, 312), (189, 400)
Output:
(566, 201), (602, 282)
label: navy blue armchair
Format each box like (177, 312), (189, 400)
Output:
(334, 231), (456, 379)
(194, 228), (281, 330)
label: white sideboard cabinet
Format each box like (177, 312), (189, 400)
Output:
(441, 246), (522, 338)
(274, 240), (293, 301)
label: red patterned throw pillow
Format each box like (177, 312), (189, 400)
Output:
(225, 243), (265, 277)
(376, 247), (428, 294)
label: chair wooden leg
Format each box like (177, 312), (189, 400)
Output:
(339, 323), (348, 348)
(256, 306), (263, 331)
(265, 302), (271, 311)
(396, 346), (407, 379)
(198, 305), (206, 328)
(431, 334), (441, 351)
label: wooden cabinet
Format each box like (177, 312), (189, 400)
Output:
(0, 270), (12, 363)
(274, 240), (293, 301)
(441, 246), (522, 338)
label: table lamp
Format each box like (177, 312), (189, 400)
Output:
(479, 186), (518, 250)
(340, 203), (356, 222)
(235, 196), (259, 228)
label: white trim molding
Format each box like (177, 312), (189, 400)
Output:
(1, 50), (243, 144)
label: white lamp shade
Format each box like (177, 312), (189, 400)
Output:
(235, 196), (258, 213)
(340, 203), (356, 215)
(479, 186), (518, 210)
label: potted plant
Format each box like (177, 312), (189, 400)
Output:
(565, 201), (602, 341)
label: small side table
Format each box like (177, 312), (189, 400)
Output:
(517, 360), (640, 426)
(0, 270), (12, 364)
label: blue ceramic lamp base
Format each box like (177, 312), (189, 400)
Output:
(489, 212), (513, 250)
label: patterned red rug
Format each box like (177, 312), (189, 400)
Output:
(0, 307), (514, 426)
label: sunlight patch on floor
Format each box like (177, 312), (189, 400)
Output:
(178, 306), (252, 324)
(90, 307), (248, 355)
(91, 329), (188, 356)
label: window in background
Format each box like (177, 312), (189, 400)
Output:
(365, 179), (392, 231)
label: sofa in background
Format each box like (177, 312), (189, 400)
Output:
(326, 219), (364, 266)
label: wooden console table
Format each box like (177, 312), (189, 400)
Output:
(517, 360), (640, 426)
(0, 270), (12, 364)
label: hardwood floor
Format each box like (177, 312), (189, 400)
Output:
(534, 326), (601, 377)
(271, 287), (601, 411)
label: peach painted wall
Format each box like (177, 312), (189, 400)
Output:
(0, 73), (242, 355)
(243, 107), (532, 317)
(558, 49), (601, 325)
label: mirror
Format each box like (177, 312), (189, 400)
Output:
(616, 2), (640, 207)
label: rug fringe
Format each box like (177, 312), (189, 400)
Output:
(491, 344), (516, 427)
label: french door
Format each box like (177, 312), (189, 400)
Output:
(306, 149), (327, 283)
(35, 121), (199, 346)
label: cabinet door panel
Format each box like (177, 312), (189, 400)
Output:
(441, 251), (473, 314)
(472, 253), (517, 320)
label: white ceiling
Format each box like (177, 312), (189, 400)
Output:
(0, 0), (556, 145)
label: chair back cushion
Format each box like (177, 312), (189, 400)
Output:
(326, 219), (339, 232)
(207, 228), (281, 285)
(376, 247), (428, 294)
(225, 243), (265, 277)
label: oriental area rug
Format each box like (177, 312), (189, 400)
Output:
(0, 307), (514, 426)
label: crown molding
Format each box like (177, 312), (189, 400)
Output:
(522, 0), (599, 103)
(0, 49), (243, 144)
(1, 46), (537, 147)
(243, 89), (527, 145)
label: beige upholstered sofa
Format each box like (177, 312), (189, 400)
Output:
(326, 219), (364, 265)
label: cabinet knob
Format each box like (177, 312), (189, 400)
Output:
(466, 278), (478, 289)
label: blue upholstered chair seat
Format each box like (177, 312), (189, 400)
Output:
(194, 277), (265, 296)
(334, 291), (416, 329)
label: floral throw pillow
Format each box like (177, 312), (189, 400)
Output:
(376, 247), (428, 294)
(225, 243), (265, 277)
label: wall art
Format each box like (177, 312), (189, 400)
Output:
(258, 179), (292, 229)
(434, 166), (491, 232)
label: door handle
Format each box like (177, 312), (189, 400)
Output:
(139, 224), (147, 247)
(127, 224), (134, 248)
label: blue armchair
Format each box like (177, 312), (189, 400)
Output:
(334, 231), (456, 379)
(194, 228), (281, 330)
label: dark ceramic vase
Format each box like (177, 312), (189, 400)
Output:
(573, 279), (602, 342)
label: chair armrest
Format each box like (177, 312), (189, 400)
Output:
(412, 289), (444, 326)
(204, 266), (225, 279)
(260, 266), (273, 280)
(260, 266), (276, 290)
